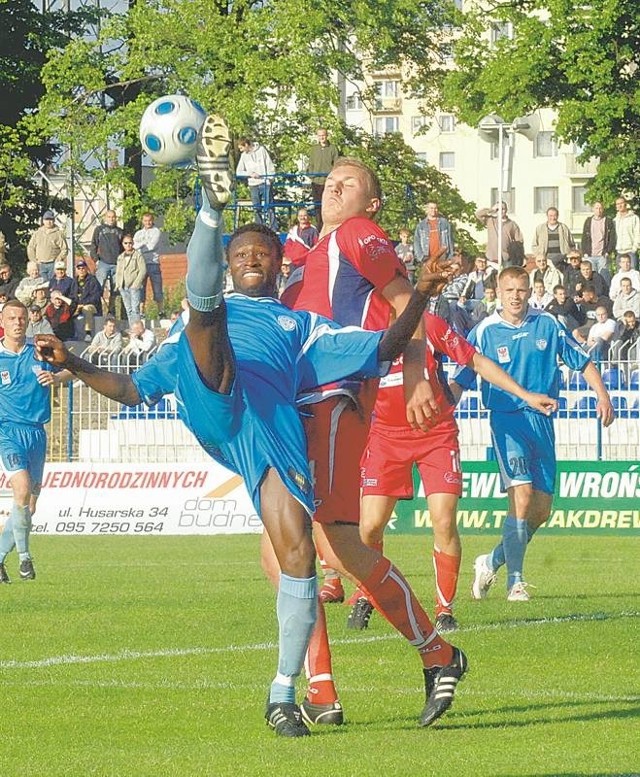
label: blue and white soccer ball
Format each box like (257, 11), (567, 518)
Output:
(139, 95), (207, 166)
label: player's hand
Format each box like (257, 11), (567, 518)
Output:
(525, 392), (558, 416)
(415, 248), (460, 297)
(597, 397), (615, 427)
(35, 369), (55, 387)
(34, 334), (70, 367)
(405, 377), (441, 431)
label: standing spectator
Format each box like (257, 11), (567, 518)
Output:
(26, 210), (68, 282)
(282, 208), (319, 267)
(236, 136), (277, 230)
(563, 250), (584, 297)
(581, 201), (616, 277)
(90, 210), (123, 314)
(577, 258), (609, 298)
(133, 213), (165, 317)
(531, 207), (575, 271)
(49, 260), (77, 301)
(0, 264), (19, 300)
(529, 254), (563, 295)
(14, 262), (45, 307)
(86, 315), (123, 364)
(394, 228), (416, 283)
(44, 290), (75, 341)
(73, 260), (103, 341)
(612, 278), (640, 321)
(115, 234), (147, 324)
(413, 201), (454, 264)
(277, 256), (293, 296)
(614, 196), (640, 269)
(475, 202), (524, 267)
(544, 285), (583, 332)
(307, 128), (339, 230)
(609, 254), (640, 300)
(0, 231), (6, 263)
(440, 258), (473, 335)
(26, 305), (54, 338)
(530, 279), (553, 310)
(122, 319), (156, 367)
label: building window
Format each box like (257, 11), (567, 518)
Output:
(439, 152), (455, 170)
(490, 21), (512, 44)
(411, 116), (427, 134)
(572, 186), (589, 213)
(375, 80), (400, 98)
(415, 152), (428, 166)
(437, 114), (456, 133)
(534, 131), (558, 158)
(374, 116), (399, 135)
(491, 188), (516, 212)
(345, 93), (363, 111)
(534, 186), (559, 213)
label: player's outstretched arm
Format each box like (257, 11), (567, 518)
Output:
(378, 261), (458, 364)
(34, 334), (141, 406)
(471, 353), (558, 415)
(582, 361), (615, 427)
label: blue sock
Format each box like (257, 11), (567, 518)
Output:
(11, 504), (31, 557)
(489, 523), (536, 572)
(502, 516), (529, 589)
(0, 513), (15, 562)
(269, 573), (317, 705)
(185, 189), (225, 312)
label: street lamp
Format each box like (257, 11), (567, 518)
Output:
(478, 113), (539, 265)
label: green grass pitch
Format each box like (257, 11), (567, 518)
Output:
(0, 534), (637, 777)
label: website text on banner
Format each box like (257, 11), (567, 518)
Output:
(392, 461), (640, 536)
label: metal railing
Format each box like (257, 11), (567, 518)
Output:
(47, 352), (640, 464)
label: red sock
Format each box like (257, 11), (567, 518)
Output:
(360, 557), (454, 668)
(349, 540), (383, 604)
(304, 600), (338, 704)
(433, 548), (460, 616)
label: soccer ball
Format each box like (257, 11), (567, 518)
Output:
(139, 95), (207, 166)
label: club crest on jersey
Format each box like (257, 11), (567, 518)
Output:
(1, 370), (10, 385)
(277, 315), (296, 332)
(536, 338), (548, 350)
(496, 345), (510, 364)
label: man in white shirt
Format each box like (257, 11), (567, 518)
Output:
(236, 137), (277, 230)
(586, 305), (617, 361)
(133, 213), (165, 316)
(614, 197), (640, 270)
(609, 253), (640, 299)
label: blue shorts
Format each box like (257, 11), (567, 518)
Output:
(0, 424), (47, 493)
(174, 334), (315, 516)
(490, 410), (556, 495)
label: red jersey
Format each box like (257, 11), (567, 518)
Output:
(374, 313), (476, 428)
(281, 216), (403, 332)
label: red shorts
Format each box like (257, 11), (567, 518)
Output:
(303, 385), (377, 525)
(360, 418), (462, 498)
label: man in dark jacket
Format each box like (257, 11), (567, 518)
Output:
(73, 260), (103, 341)
(90, 210), (123, 313)
(581, 201), (616, 280)
(0, 264), (19, 299)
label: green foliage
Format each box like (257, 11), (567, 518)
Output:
(443, 0), (640, 208)
(0, 0), (99, 263)
(31, 0), (469, 230)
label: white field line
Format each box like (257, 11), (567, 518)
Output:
(0, 610), (637, 672)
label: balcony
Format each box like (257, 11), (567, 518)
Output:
(564, 153), (599, 178)
(373, 97), (402, 113)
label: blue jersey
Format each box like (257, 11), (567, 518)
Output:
(132, 294), (385, 514)
(454, 307), (590, 412)
(0, 341), (54, 427)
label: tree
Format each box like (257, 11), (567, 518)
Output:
(31, 0), (478, 239)
(0, 0), (97, 263)
(443, 0), (640, 208)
